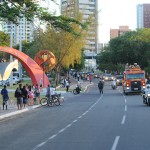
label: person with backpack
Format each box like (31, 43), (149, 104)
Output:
(14, 84), (23, 110)
(98, 79), (104, 94)
(1, 85), (9, 110)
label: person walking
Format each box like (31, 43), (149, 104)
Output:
(22, 85), (28, 108)
(1, 85), (9, 110)
(89, 74), (92, 83)
(65, 79), (70, 92)
(98, 79), (104, 94)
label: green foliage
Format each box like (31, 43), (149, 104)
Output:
(0, 31), (10, 59)
(0, 0), (87, 35)
(0, 31), (10, 46)
(97, 29), (150, 73)
(13, 41), (36, 59)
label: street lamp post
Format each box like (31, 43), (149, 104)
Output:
(9, 22), (13, 87)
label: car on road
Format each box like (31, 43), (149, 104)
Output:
(116, 74), (123, 86)
(103, 74), (114, 81)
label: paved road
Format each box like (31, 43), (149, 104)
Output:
(0, 79), (149, 150)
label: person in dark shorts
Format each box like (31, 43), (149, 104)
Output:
(1, 85), (9, 110)
(15, 84), (23, 110)
(22, 85), (28, 108)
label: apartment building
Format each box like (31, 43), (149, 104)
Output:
(110, 26), (131, 40)
(0, 0), (41, 46)
(137, 3), (150, 28)
(61, 0), (99, 53)
(2, 18), (34, 46)
(61, 0), (98, 70)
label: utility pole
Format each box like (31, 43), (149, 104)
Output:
(19, 25), (22, 81)
(9, 23), (13, 87)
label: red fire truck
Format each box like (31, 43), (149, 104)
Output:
(122, 63), (146, 95)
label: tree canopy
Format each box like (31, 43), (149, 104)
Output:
(97, 28), (150, 73)
(0, 0), (87, 35)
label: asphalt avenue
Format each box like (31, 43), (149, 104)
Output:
(0, 79), (149, 150)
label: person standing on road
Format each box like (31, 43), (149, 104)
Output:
(46, 84), (50, 98)
(1, 85), (9, 110)
(98, 79), (104, 94)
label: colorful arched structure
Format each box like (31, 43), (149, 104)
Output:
(0, 46), (50, 87)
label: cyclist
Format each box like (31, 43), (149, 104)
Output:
(46, 84), (56, 99)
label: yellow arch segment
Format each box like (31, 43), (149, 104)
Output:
(3, 60), (18, 80)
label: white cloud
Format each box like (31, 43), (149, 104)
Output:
(98, 0), (150, 43)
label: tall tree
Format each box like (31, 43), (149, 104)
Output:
(97, 29), (150, 73)
(0, 31), (10, 60)
(0, 0), (87, 35)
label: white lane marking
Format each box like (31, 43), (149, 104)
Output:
(78, 116), (82, 119)
(111, 136), (120, 150)
(66, 123), (72, 128)
(48, 134), (57, 140)
(121, 115), (126, 125)
(33, 95), (103, 150)
(58, 128), (66, 133)
(72, 119), (77, 123)
(125, 105), (127, 111)
(124, 99), (127, 103)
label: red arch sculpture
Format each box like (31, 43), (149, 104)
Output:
(0, 46), (50, 87)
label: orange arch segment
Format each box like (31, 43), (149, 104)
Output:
(0, 46), (50, 87)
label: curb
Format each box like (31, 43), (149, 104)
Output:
(0, 82), (94, 120)
(0, 105), (41, 120)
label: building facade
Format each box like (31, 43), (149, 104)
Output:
(2, 18), (34, 46)
(61, 0), (98, 70)
(61, 0), (98, 53)
(137, 3), (150, 28)
(110, 26), (131, 40)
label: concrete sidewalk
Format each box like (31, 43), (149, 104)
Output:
(0, 78), (93, 120)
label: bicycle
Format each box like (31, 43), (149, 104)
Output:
(40, 93), (61, 106)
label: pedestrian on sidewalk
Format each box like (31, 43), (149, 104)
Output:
(22, 85), (28, 108)
(65, 79), (70, 92)
(28, 85), (34, 106)
(14, 84), (23, 110)
(34, 84), (40, 104)
(1, 85), (9, 110)
(89, 74), (92, 83)
(77, 73), (80, 81)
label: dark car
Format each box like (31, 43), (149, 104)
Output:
(116, 75), (123, 86)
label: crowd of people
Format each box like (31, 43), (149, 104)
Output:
(1, 83), (41, 110)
